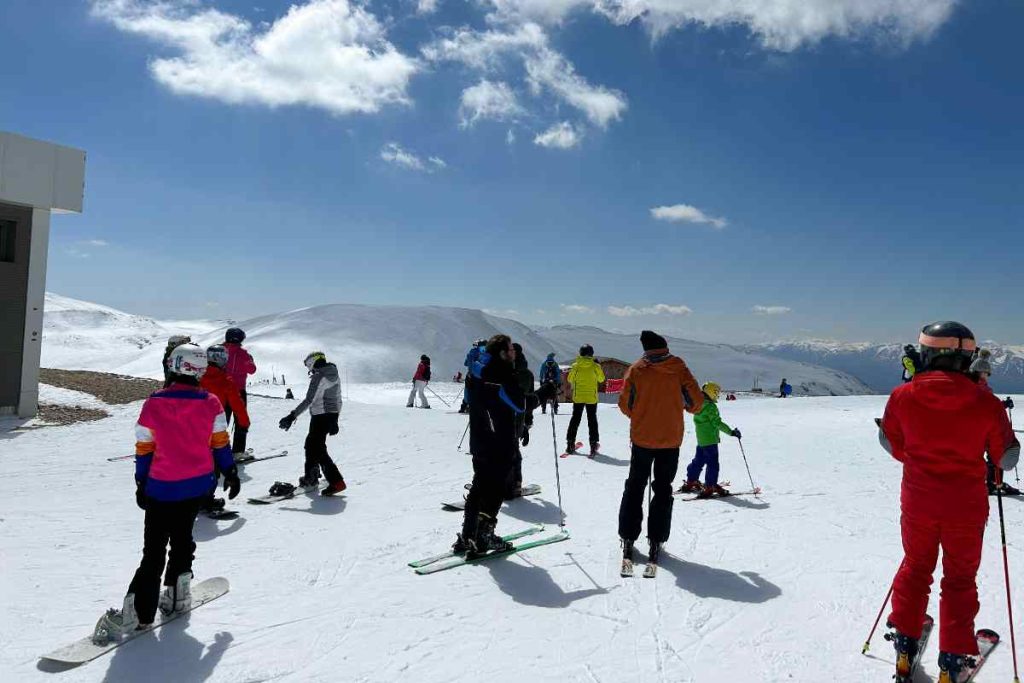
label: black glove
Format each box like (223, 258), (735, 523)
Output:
(135, 479), (148, 510)
(279, 412), (297, 431)
(535, 381), (558, 404)
(731, 428), (742, 439)
(521, 429), (530, 447)
(327, 413), (340, 436)
(1005, 398), (1015, 410)
(222, 465), (241, 500)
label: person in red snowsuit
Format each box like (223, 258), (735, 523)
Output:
(201, 349), (251, 433)
(879, 321), (1019, 680)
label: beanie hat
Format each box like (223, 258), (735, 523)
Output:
(640, 330), (668, 352)
(970, 349), (993, 375)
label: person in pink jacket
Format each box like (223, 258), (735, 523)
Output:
(93, 344), (241, 643)
(407, 355), (432, 409)
(223, 327), (256, 454)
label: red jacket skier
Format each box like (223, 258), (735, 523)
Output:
(879, 321), (1019, 682)
(200, 362), (251, 429)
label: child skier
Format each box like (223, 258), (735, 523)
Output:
(879, 321), (1019, 683)
(223, 328), (256, 455)
(678, 381), (742, 498)
(161, 334), (191, 388)
(538, 353), (562, 414)
(407, 355), (431, 409)
(93, 344), (240, 642)
(969, 349), (1022, 496)
(617, 331), (703, 569)
(565, 345), (605, 454)
(278, 351), (346, 496)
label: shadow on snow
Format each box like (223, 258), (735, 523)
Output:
(658, 553), (781, 604)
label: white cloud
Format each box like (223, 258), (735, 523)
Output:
(650, 204), (727, 229)
(608, 304), (693, 317)
(506, 128), (517, 145)
(753, 305), (793, 316)
(482, 1), (956, 50)
(84, 239), (109, 247)
(534, 122), (582, 149)
(523, 43), (626, 127)
(90, 0), (419, 116)
(416, 0), (440, 14)
(483, 307), (521, 317)
(380, 142), (446, 172)
(459, 80), (525, 127)
(562, 304), (594, 314)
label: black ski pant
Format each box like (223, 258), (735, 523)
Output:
(541, 398), (559, 415)
(618, 444), (680, 544)
(566, 402), (599, 448)
(223, 390), (249, 454)
(304, 413), (343, 484)
(463, 448), (515, 539)
(505, 447), (523, 498)
(128, 497), (202, 624)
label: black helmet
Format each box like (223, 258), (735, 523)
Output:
(579, 344), (594, 357)
(918, 321), (976, 372)
(903, 344), (915, 354)
(225, 327), (246, 344)
(475, 338), (487, 347)
(421, 354), (430, 363)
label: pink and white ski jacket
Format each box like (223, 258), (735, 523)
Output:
(134, 385), (236, 501)
(224, 342), (256, 390)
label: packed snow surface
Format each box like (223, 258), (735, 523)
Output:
(42, 293), (872, 396)
(2, 392), (1022, 681)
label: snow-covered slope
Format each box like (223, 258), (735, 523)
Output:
(41, 294), (871, 395)
(4, 394), (1022, 681)
(748, 340), (1024, 394)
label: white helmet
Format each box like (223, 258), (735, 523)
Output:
(166, 343), (208, 379)
(206, 345), (229, 368)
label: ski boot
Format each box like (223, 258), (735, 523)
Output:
(565, 443), (577, 455)
(620, 538), (636, 577)
(888, 628), (919, 682)
(298, 465), (320, 488)
(452, 533), (475, 556)
(676, 480), (703, 494)
(697, 484), (731, 499)
(504, 484), (523, 501)
(159, 572), (192, 616)
(470, 513), (513, 557)
(200, 495), (226, 512)
(937, 651), (974, 683)
(321, 478), (347, 496)
(648, 541), (661, 565)
(92, 594), (142, 645)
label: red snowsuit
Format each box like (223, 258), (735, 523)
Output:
(200, 365), (251, 429)
(881, 370), (1016, 654)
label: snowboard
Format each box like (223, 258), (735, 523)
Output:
(234, 450), (288, 465)
(408, 524), (544, 568)
(442, 484), (541, 511)
(677, 487), (762, 502)
(414, 529), (570, 575)
(247, 483), (321, 504)
(40, 577), (229, 665)
(887, 613), (934, 682)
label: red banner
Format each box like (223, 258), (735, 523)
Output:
(603, 378), (624, 394)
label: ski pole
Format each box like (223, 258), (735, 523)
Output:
(425, 386), (451, 407)
(549, 408), (565, 528)
(862, 562), (901, 654)
(737, 438), (760, 495)
(996, 475), (1021, 683)
(456, 419), (469, 451)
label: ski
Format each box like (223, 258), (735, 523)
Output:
(414, 529), (570, 575)
(443, 484), (541, 511)
(106, 454), (135, 462)
(408, 524), (544, 568)
(620, 558), (634, 578)
(888, 613), (934, 682)
(234, 450), (288, 465)
(677, 487), (762, 502)
(40, 577), (229, 665)
(202, 509), (239, 520)
(961, 628), (1000, 682)
(247, 482), (320, 504)
(559, 442), (585, 458)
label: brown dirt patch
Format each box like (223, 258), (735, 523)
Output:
(39, 368), (162, 405)
(37, 403), (110, 426)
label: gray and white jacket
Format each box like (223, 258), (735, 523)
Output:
(294, 362), (342, 416)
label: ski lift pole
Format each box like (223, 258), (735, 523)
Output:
(549, 408), (565, 528)
(425, 385), (451, 408)
(737, 438), (760, 495)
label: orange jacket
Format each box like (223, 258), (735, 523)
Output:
(618, 350), (703, 449)
(200, 365), (250, 429)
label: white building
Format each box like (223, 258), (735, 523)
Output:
(0, 132), (86, 417)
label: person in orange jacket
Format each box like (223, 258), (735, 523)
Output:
(202, 346), (250, 439)
(617, 330), (704, 568)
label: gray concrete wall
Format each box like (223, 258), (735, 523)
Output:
(0, 202), (32, 413)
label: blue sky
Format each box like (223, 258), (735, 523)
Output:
(2, 0), (1021, 344)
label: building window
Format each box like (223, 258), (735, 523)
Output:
(0, 221), (14, 262)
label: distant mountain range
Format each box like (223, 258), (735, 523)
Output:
(41, 293), (873, 396)
(746, 340), (1024, 394)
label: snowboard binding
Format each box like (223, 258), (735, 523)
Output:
(268, 481), (297, 497)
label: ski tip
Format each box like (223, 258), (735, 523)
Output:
(977, 628), (1000, 642)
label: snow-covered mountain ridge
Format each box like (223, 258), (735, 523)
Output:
(746, 340), (1024, 394)
(41, 293), (872, 396)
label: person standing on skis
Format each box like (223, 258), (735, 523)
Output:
(94, 344), (240, 642)
(278, 351), (346, 496)
(565, 344), (605, 454)
(223, 328), (256, 455)
(454, 335), (557, 556)
(538, 353), (562, 415)
(678, 381), (742, 498)
(407, 355), (432, 409)
(879, 321), (1019, 683)
(506, 343), (536, 499)
(617, 331), (703, 568)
